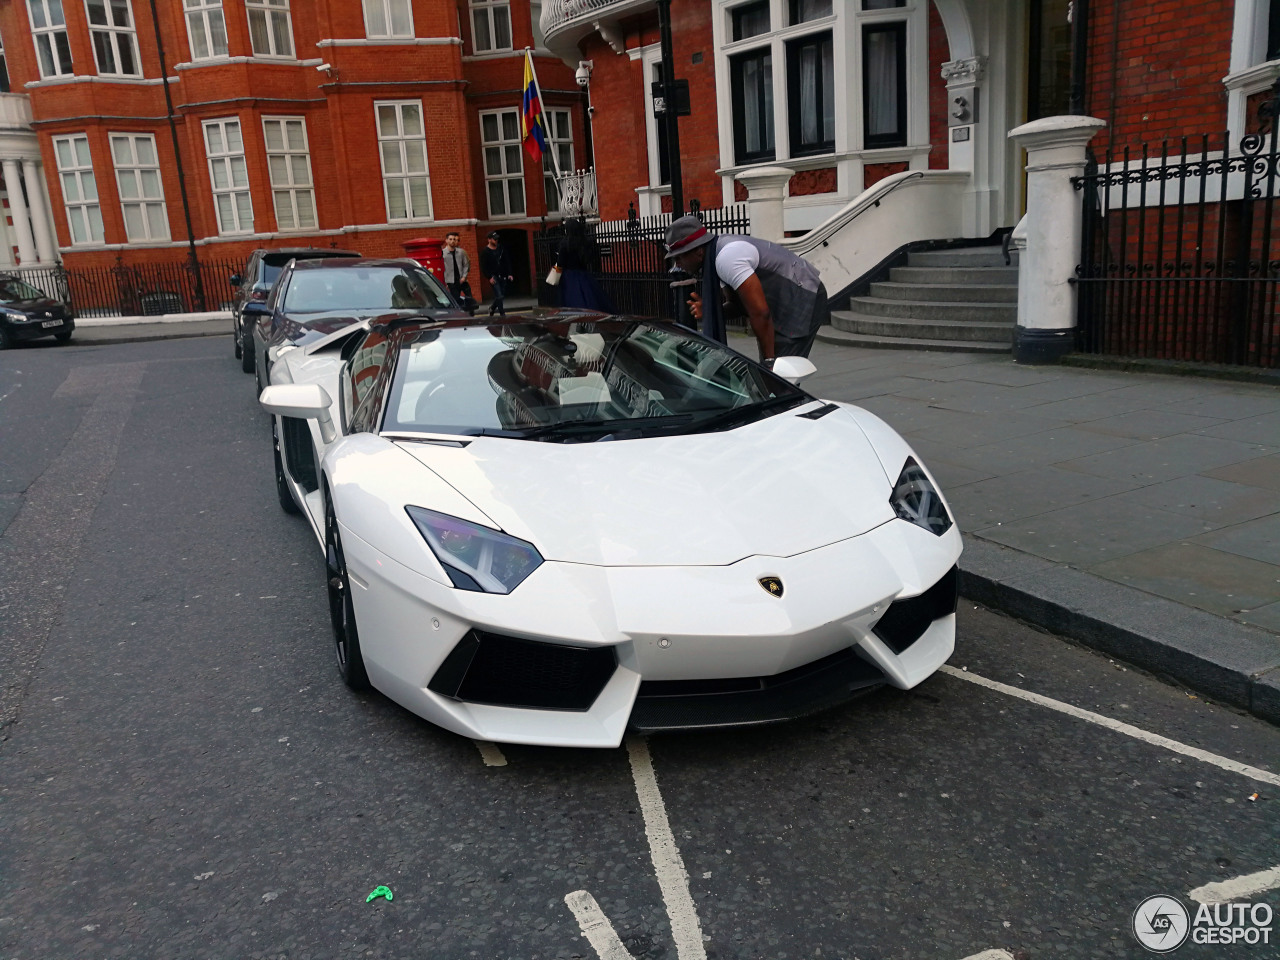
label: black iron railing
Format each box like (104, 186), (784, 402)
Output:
(1074, 81), (1280, 368)
(8, 255), (240, 319)
(534, 204), (750, 321)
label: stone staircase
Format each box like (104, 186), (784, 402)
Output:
(820, 246), (1018, 353)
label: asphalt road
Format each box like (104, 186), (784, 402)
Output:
(1, 335), (1278, 960)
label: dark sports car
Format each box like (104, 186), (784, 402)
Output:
(246, 257), (468, 392)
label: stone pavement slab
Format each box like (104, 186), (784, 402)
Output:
(807, 339), (1280, 723)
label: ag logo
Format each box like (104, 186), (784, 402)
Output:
(1133, 895), (1190, 953)
(758, 576), (783, 598)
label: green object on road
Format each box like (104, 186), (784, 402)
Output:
(366, 885), (393, 903)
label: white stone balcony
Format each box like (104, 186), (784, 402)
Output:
(539, 0), (655, 61)
(0, 93), (35, 132)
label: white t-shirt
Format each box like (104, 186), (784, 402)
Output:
(714, 240), (760, 290)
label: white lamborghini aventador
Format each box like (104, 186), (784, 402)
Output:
(259, 314), (962, 747)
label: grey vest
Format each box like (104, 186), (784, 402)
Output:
(702, 235), (824, 342)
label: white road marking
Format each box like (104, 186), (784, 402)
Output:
(1189, 865), (1280, 904)
(960, 951), (1014, 960)
(473, 740), (507, 766)
(940, 666), (1280, 787)
(565, 890), (636, 960)
(626, 737), (708, 960)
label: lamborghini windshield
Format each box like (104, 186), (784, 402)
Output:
(380, 320), (809, 441)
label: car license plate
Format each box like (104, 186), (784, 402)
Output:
(41, 319), (61, 328)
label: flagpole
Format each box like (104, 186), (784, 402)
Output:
(526, 47), (565, 182)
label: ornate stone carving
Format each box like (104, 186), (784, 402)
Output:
(941, 56), (986, 88)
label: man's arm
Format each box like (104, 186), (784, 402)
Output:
(460, 249), (470, 278)
(734, 272), (776, 362)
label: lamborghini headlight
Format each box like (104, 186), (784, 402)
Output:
(406, 506), (543, 594)
(890, 458), (952, 536)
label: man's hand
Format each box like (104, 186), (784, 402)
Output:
(687, 290), (703, 320)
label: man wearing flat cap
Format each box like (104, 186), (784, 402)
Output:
(665, 214), (829, 365)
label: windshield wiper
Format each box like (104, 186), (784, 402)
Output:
(519, 413), (695, 441)
(676, 394), (810, 435)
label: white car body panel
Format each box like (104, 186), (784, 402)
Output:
(264, 324), (963, 748)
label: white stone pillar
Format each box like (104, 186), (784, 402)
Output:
(1007, 115), (1106, 363)
(23, 159), (57, 263)
(734, 166), (793, 243)
(2, 159), (37, 266)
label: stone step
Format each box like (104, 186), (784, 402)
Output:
(870, 281), (1018, 303)
(908, 246), (1016, 269)
(843, 296), (1018, 323)
(816, 324), (1012, 354)
(831, 310), (1015, 343)
(889, 265), (1021, 285)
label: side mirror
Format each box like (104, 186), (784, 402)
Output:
(242, 300), (270, 317)
(771, 356), (817, 385)
(229, 274), (241, 286)
(260, 383), (337, 444)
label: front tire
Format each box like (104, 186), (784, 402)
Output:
(326, 498), (370, 691)
(0, 326), (10, 350)
(272, 419), (300, 515)
(54, 330), (72, 343)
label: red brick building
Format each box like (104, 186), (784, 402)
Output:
(543, 0), (1260, 236)
(0, 0), (587, 295)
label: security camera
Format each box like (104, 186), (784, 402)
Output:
(575, 60), (593, 88)
(316, 62), (331, 72)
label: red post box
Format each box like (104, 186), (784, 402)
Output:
(402, 237), (445, 280)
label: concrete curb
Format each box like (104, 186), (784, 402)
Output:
(957, 537), (1280, 725)
(76, 311), (232, 327)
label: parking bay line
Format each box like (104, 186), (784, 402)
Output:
(473, 740), (507, 766)
(626, 736), (708, 960)
(939, 666), (1280, 787)
(565, 890), (636, 960)
(1190, 865), (1280, 904)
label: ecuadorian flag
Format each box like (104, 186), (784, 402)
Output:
(521, 51), (548, 163)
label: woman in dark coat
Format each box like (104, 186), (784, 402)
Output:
(555, 218), (614, 313)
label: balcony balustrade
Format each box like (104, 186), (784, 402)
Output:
(539, 0), (654, 59)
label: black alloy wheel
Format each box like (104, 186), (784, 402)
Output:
(325, 497), (370, 691)
(272, 418), (300, 515)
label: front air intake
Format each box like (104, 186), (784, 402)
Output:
(428, 630), (616, 710)
(872, 565), (959, 654)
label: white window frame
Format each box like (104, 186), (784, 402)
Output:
(110, 132), (169, 242)
(479, 108), (525, 218)
(185, 0), (229, 60)
(52, 134), (105, 245)
(262, 116), (316, 231)
(28, 0), (74, 78)
(469, 0), (512, 53)
(375, 100), (433, 221)
(542, 109), (573, 213)
(246, 0), (295, 58)
(85, 0), (142, 78)
(713, 0), (927, 178)
(203, 117), (254, 235)
(1227, 0), (1280, 141)
(363, 0), (414, 38)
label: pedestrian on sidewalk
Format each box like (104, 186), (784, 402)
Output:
(555, 218), (614, 313)
(665, 214), (829, 365)
(480, 232), (515, 317)
(443, 231), (473, 310)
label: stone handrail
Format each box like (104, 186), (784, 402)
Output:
(780, 169), (973, 296)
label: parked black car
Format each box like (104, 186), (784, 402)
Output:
(247, 258), (468, 392)
(231, 247), (359, 373)
(0, 275), (74, 350)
